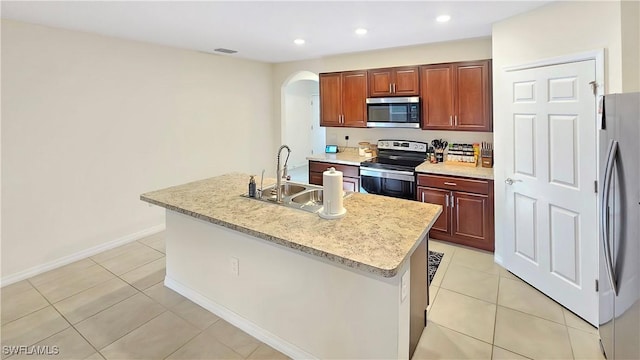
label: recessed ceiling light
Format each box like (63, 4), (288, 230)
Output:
(436, 15), (451, 23)
(355, 28), (368, 35)
(293, 38), (305, 45)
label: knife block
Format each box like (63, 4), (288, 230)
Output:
(481, 151), (493, 168)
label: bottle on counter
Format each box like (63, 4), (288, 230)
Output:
(248, 175), (256, 198)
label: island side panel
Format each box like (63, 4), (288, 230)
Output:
(164, 210), (410, 359)
(409, 236), (427, 357)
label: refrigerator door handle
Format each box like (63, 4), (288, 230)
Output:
(600, 139), (619, 295)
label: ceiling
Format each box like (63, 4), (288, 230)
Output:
(1, 1), (551, 63)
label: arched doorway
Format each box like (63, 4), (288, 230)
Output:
(281, 71), (324, 182)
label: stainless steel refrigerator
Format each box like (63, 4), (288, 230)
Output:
(599, 92), (640, 360)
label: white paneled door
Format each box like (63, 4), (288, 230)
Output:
(502, 60), (598, 325)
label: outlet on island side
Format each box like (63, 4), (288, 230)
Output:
(230, 257), (239, 276)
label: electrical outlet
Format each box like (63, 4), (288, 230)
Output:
(230, 257), (239, 276)
(344, 135), (349, 141)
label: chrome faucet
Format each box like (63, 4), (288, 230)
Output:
(276, 145), (291, 203)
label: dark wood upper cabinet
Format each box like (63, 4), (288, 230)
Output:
(319, 73), (342, 127)
(420, 64), (454, 129)
(420, 60), (492, 132)
(319, 71), (367, 128)
(368, 66), (419, 97)
(341, 71), (367, 127)
(455, 61), (492, 131)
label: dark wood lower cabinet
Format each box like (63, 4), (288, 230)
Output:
(417, 174), (494, 252)
(308, 161), (360, 192)
(417, 187), (449, 235)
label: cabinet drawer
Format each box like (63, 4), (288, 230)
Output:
(417, 174), (489, 194)
(309, 161), (359, 178)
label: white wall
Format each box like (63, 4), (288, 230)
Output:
(1, 20), (274, 281)
(621, 0), (640, 92)
(273, 37), (494, 147)
(491, 1), (624, 262)
(283, 80), (319, 168)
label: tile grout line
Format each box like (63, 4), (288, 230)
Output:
(493, 345), (533, 360)
(490, 275), (501, 359)
(563, 308), (578, 360)
(2, 238), (167, 359)
(22, 278), (104, 359)
(161, 320), (243, 360)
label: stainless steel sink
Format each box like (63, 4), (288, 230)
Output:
(290, 189), (323, 206)
(244, 181), (353, 213)
(260, 183), (307, 202)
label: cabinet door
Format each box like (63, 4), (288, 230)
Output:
(420, 65), (454, 130)
(341, 71), (367, 127)
(319, 73), (343, 127)
(454, 60), (492, 131)
(452, 191), (493, 250)
(343, 177), (360, 192)
(417, 187), (449, 235)
(393, 67), (419, 96)
(309, 172), (323, 186)
(368, 68), (394, 97)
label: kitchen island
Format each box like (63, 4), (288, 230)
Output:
(141, 173), (441, 359)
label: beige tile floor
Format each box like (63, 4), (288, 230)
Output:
(0, 233), (287, 360)
(414, 240), (604, 360)
(1, 234), (603, 360)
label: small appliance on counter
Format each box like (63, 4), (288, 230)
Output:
(325, 145), (339, 154)
(319, 167), (347, 219)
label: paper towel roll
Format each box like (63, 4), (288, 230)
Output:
(319, 167), (346, 219)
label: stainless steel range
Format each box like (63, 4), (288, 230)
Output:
(360, 140), (428, 200)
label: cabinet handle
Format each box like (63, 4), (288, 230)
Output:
(389, 83), (392, 93)
(450, 115), (453, 124)
(421, 192), (425, 202)
(444, 182), (457, 186)
(392, 83), (396, 93)
(445, 194), (449, 207)
(451, 194), (455, 208)
(454, 115), (458, 125)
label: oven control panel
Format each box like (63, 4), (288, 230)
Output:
(377, 140), (428, 153)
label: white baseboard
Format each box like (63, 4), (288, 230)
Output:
(0, 224), (165, 287)
(164, 276), (317, 360)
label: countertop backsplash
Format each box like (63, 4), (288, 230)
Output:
(326, 127), (493, 149)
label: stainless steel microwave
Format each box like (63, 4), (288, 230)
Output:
(366, 96), (420, 128)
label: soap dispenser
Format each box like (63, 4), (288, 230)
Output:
(248, 175), (256, 198)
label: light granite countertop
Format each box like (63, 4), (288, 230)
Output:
(141, 173), (441, 278)
(307, 148), (369, 166)
(415, 162), (495, 180)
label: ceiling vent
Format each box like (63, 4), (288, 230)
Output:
(213, 48), (238, 54)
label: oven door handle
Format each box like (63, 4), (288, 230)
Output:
(360, 168), (415, 182)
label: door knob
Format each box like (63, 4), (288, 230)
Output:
(505, 178), (522, 185)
